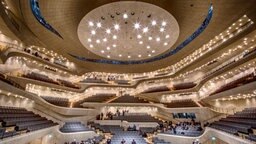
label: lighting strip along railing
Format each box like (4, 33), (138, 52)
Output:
(199, 61), (256, 99)
(217, 91), (256, 101)
(170, 16), (253, 76)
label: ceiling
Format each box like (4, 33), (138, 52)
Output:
(4, 0), (256, 73)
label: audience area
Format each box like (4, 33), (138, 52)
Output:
(22, 72), (80, 89)
(141, 86), (170, 93)
(41, 96), (70, 107)
(164, 99), (199, 108)
(0, 106), (57, 139)
(210, 107), (256, 142)
(163, 121), (203, 137)
(110, 95), (148, 103)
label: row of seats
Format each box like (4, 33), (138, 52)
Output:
(110, 95), (148, 103)
(60, 122), (90, 133)
(74, 94), (116, 106)
(163, 99), (199, 108)
(0, 73), (25, 90)
(0, 106), (57, 139)
(141, 86), (170, 93)
(153, 137), (171, 144)
(22, 72), (80, 89)
(41, 96), (70, 107)
(210, 107), (256, 142)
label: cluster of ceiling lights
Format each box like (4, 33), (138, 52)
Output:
(86, 16), (171, 59)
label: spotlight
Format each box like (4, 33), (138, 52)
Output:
(123, 13), (128, 19)
(96, 22), (102, 28)
(162, 21), (167, 26)
(88, 21), (94, 27)
(106, 28), (111, 34)
(91, 30), (96, 35)
(143, 27), (149, 33)
(151, 20), (157, 26)
(134, 23), (141, 29)
(114, 24), (120, 30)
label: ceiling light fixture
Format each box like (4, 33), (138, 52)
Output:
(123, 13), (128, 19)
(107, 55), (110, 58)
(160, 27), (165, 32)
(128, 55), (131, 58)
(147, 46), (150, 49)
(87, 38), (92, 42)
(165, 35), (170, 39)
(106, 28), (111, 34)
(119, 54), (122, 57)
(91, 30), (96, 35)
(151, 20), (157, 26)
(143, 27), (149, 33)
(134, 23), (141, 29)
(106, 47), (110, 50)
(96, 22), (102, 28)
(113, 35), (117, 39)
(96, 39), (100, 43)
(162, 21), (167, 26)
(103, 38), (107, 42)
(137, 34), (142, 39)
(89, 44), (93, 48)
(114, 24), (120, 30)
(138, 55), (141, 57)
(148, 37), (152, 41)
(139, 41), (143, 44)
(156, 37), (160, 42)
(101, 50), (105, 53)
(88, 21), (94, 27)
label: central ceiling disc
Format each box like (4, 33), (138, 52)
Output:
(78, 1), (180, 60)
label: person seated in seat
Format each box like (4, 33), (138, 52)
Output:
(121, 139), (126, 144)
(131, 139), (136, 144)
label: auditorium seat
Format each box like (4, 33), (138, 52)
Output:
(153, 137), (171, 144)
(173, 82), (197, 90)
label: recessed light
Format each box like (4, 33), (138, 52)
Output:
(96, 22), (102, 28)
(89, 44), (93, 48)
(162, 21), (167, 26)
(164, 42), (168, 46)
(156, 37), (160, 42)
(106, 47), (110, 50)
(139, 41), (143, 44)
(96, 39), (101, 43)
(107, 55), (110, 58)
(160, 27), (165, 32)
(151, 20), (157, 26)
(91, 30), (96, 35)
(143, 27), (149, 33)
(148, 37), (152, 40)
(87, 38), (92, 42)
(101, 50), (105, 53)
(128, 55), (131, 58)
(106, 29), (111, 34)
(134, 23), (141, 29)
(137, 34), (142, 39)
(103, 38), (107, 42)
(123, 13), (128, 19)
(152, 50), (155, 53)
(114, 24), (120, 30)
(148, 54), (151, 57)
(146, 46), (150, 49)
(88, 21), (94, 27)
(113, 44), (116, 47)
(113, 35), (117, 39)
(119, 54), (122, 57)
(165, 35), (170, 38)
(138, 54), (141, 57)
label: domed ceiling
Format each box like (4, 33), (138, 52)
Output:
(77, 1), (179, 60)
(6, 0), (256, 73)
